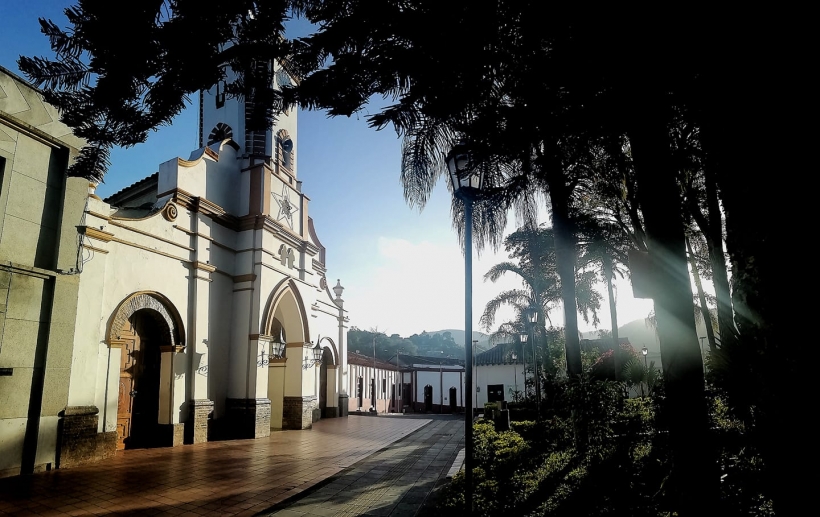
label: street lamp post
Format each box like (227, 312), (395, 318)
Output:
(519, 332), (529, 398)
(446, 142), (484, 514)
(641, 345), (649, 398)
(511, 352), (518, 401)
(439, 351), (445, 414)
(472, 339), (479, 410)
(526, 307), (541, 416)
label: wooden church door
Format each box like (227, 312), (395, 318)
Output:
(117, 320), (139, 450)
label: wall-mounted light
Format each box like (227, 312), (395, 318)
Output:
(271, 327), (286, 359)
(302, 341), (323, 370)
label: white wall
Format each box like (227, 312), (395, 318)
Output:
(474, 364), (523, 407)
(346, 363), (399, 410)
(414, 369), (464, 408)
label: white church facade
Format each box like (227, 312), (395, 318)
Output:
(63, 63), (350, 455)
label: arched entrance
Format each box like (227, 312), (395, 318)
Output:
(319, 349), (329, 415)
(108, 292), (185, 450)
(319, 344), (340, 418)
(261, 280), (311, 430)
(118, 311), (167, 449)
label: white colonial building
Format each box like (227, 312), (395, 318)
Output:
(64, 62), (349, 454)
(474, 344), (525, 408)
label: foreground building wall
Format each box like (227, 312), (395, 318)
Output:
(0, 66), (88, 477)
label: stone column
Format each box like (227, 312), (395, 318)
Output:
(158, 345), (185, 446)
(187, 256), (215, 444)
(337, 305), (349, 417)
(225, 334), (271, 439)
(282, 342), (314, 429)
(324, 366), (339, 418)
(268, 357), (287, 429)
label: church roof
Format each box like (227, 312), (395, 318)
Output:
(104, 172), (158, 206)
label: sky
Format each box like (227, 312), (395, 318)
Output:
(0, 0), (656, 339)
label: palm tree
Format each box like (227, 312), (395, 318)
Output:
(575, 215), (631, 379)
(480, 225), (602, 404)
(481, 225), (602, 330)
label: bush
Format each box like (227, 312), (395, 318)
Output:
(434, 374), (772, 516)
(473, 421), (530, 476)
(511, 418), (573, 454)
(617, 397), (655, 437)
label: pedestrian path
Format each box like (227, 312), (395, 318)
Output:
(0, 416), (432, 516)
(265, 415), (463, 517)
(445, 449), (465, 479)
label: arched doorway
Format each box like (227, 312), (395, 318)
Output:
(118, 310), (169, 449)
(261, 279), (312, 430)
(318, 348), (330, 416)
(108, 292), (185, 450)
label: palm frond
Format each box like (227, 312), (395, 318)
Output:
(479, 289), (531, 331)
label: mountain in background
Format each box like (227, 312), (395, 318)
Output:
(407, 318), (711, 368)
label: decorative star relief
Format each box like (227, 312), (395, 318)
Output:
(272, 184), (299, 229)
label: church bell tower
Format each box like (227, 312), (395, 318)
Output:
(199, 63), (298, 179)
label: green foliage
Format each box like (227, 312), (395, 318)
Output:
(618, 357), (661, 398)
(472, 422), (529, 475)
(442, 423), (576, 516)
(622, 397), (655, 428)
(541, 326), (568, 379)
(481, 225), (602, 336)
(511, 418), (573, 454)
(435, 385), (772, 516)
(564, 375), (623, 451)
(710, 396), (744, 435)
(346, 327), (417, 361)
(406, 330), (463, 358)
(589, 342), (638, 381)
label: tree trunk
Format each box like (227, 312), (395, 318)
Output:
(603, 255), (621, 379)
(703, 166), (735, 347)
(546, 173), (582, 377)
(685, 237), (717, 353)
(703, 95), (799, 516)
(628, 104), (715, 514)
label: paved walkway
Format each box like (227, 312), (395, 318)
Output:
(264, 416), (463, 517)
(0, 415), (445, 516)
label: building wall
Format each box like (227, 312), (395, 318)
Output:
(346, 362), (399, 413)
(473, 364), (523, 408)
(0, 66), (87, 477)
(413, 369), (464, 412)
